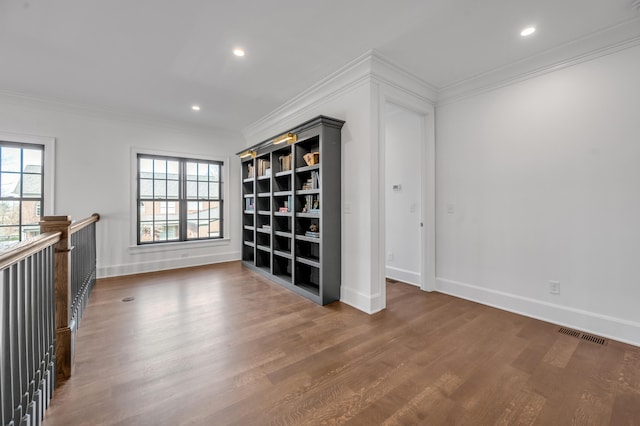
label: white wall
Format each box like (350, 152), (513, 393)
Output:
(385, 105), (422, 285)
(243, 82), (377, 311)
(0, 93), (243, 277)
(435, 44), (640, 346)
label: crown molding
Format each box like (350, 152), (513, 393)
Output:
(368, 51), (438, 105)
(242, 50), (438, 143)
(438, 16), (640, 105)
(242, 51), (373, 143)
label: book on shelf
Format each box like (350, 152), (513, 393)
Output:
(305, 231), (320, 238)
(278, 207), (289, 213)
(257, 159), (271, 177)
(262, 224), (271, 230)
(301, 195), (319, 213)
(301, 171), (320, 190)
(279, 154), (292, 171)
(245, 198), (254, 211)
(247, 163), (255, 178)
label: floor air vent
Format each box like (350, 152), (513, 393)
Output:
(581, 333), (607, 346)
(558, 327), (581, 338)
(558, 327), (607, 346)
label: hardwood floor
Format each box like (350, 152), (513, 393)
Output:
(43, 261), (640, 425)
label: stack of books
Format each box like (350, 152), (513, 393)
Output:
(301, 171), (319, 190)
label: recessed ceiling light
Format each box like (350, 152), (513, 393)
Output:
(192, 105), (200, 111)
(233, 48), (245, 57)
(521, 26), (536, 37)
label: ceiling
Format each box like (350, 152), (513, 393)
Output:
(1, 0), (639, 133)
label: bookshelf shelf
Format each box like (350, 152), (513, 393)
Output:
(295, 234), (319, 243)
(274, 250), (292, 260)
(237, 115), (343, 305)
(295, 164), (320, 173)
(297, 212), (320, 218)
(275, 170), (292, 178)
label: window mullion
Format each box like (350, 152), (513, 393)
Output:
(180, 160), (187, 241)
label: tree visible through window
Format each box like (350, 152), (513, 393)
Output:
(137, 154), (223, 244)
(0, 142), (44, 248)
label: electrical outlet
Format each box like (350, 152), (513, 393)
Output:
(549, 280), (560, 295)
(387, 251), (394, 261)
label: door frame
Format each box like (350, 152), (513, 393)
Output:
(375, 86), (436, 310)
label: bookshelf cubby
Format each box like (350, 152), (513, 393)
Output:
(237, 116), (344, 305)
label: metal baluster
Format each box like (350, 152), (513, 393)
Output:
(9, 264), (22, 424)
(1, 269), (11, 426)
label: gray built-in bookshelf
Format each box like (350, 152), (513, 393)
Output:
(238, 116), (344, 305)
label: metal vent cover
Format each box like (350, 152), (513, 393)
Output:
(558, 327), (581, 338)
(558, 327), (607, 346)
(581, 333), (607, 346)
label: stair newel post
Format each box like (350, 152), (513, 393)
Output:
(40, 215), (74, 383)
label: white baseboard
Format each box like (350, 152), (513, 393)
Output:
(341, 286), (384, 314)
(386, 266), (420, 286)
(436, 277), (640, 348)
(97, 251), (241, 278)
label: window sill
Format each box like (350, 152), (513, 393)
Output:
(128, 238), (231, 254)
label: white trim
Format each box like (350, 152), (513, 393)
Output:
(386, 267), (420, 287)
(369, 51), (438, 104)
(129, 146), (230, 248)
(379, 87), (437, 300)
(371, 81), (385, 311)
(98, 250), (240, 279)
(0, 131), (55, 215)
(242, 51), (374, 142)
(128, 237), (231, 254)
(438, 17), (640, 105)
(436, 277), (640, 348)
(340, 285), (383, 315)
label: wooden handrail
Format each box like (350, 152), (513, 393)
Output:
(0, 231), (61, 270)
(70, 213), (100, 234)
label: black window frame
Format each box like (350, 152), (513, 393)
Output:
(0, 141), (45, 244)
(136, 153), (224, 245)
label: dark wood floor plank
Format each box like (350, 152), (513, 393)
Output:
(41, 262), (639, 425)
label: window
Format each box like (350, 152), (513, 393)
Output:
(0, 141), (44, 247)
(137, 154), (223, 244)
